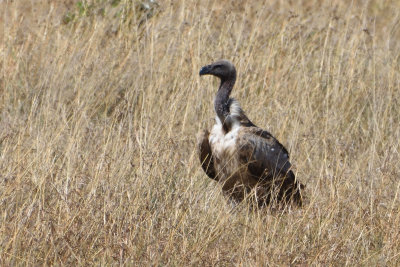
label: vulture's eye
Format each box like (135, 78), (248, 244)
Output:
(214, 64), (222, 69)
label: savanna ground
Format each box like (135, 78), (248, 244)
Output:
(1, 0), (400, 265)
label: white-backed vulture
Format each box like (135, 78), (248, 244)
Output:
(197, 60), (304, 207)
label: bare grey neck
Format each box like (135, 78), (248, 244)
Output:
(214, 76), (236, 132)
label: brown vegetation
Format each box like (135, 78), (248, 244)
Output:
(1, 0), (400, 265)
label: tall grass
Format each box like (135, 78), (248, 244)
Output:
(1, 0), (400, 265)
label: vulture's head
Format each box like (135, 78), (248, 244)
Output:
(199, 60), (236, 81)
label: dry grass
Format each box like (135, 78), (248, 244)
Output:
(1, 0), (400, 265)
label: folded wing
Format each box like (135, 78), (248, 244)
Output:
(197, 130), (217, 180)
(237, 127), (303, 205)
(237, 127), (292, 179)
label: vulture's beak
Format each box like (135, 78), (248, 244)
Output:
(199, 65), (212, 76)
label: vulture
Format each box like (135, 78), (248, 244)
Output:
(197, 60), (304, 207)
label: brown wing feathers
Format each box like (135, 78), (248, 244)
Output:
(197, 130), (217, 180)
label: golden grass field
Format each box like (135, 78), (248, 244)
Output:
(2, 0), (400, 265)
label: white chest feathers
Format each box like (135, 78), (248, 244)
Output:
(209, 117), (241, 158)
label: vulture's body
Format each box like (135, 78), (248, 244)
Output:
(197, 60), (303, 207)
